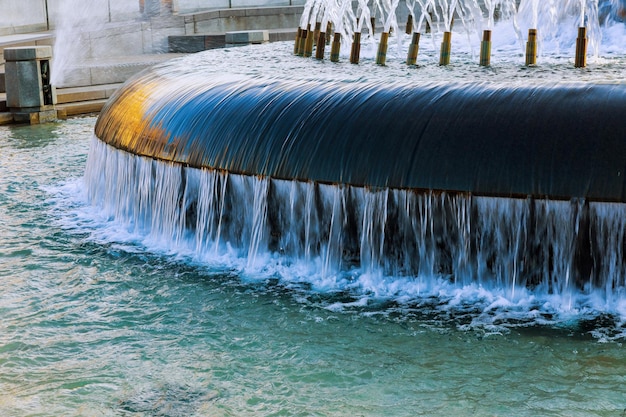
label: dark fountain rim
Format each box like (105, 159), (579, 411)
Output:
(94, 48), (626, 203)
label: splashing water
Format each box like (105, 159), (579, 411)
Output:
(50, 0), (105, 87)
(301, 0), (626, 61)
(82, 136), (626, 336)
(70, 25), (626, 337)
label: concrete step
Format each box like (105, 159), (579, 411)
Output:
(0, 112), (12, 125)
(56, 83), (121, 104)
(0, 99), (107, 125)
(58, 54), (183, 88)
(1, 54), (178, 121)
(0, 32), (54, 66)
(1, 83), (116, 115)
(168, 28), (297, 53)
(55, 99), (109, 117)
(269, 28), (298, 42)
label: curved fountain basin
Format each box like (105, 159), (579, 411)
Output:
(95, 49), (626, 202)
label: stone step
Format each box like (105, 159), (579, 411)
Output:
(56, 83), (121, 104)
(0, 112), (12, 125)
(269, 28), (298, 42)
(0, 32), (53, 67)
(1, 81), (117, 117)
(0, 99), (107, 125)
(55, 99), (109, 117)
(169, 28), (297, 52)
(57, 54), (182, 88)
(168, 34), (226, 53)
(225, 30), (269, 46)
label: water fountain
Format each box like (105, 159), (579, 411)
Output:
(85, 0), (626, 322)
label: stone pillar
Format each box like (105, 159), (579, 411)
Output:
(4, 46), (57, 124)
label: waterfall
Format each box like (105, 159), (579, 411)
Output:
(85, 137), (626, 307)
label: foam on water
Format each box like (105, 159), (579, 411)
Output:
(51, 4), (626, 341)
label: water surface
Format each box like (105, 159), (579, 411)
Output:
(0, 116), (625, 416)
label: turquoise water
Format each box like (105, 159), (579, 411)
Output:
(1, 117), (625, 416)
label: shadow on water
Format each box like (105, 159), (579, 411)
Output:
(117, 383), (219, 417)
(139, 247), (626, 341)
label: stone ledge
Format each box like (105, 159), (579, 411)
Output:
(0, 112), (13, 125)
(269, 28), (297, 42)
(185, 10), (220, 21)
(0, 32), (53, 47)
(225, 30), (269, 44)
(219, 9), (247, 18)
(187, 6), (303, 22)
(169, 29), (295, 52)
(4, 45), (52, 61)
(55, 99), (108, 116)
(56, 83), (121, 104)
(245, 6), (301, 16)
(168, 35), (226, 53)
(7, 108), (57, 124)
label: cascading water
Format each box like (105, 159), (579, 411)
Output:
(83, 0), (626, 334)
(85, 137), (626, 308)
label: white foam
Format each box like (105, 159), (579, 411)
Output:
(44, 142), (626, 339)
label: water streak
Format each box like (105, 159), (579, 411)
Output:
(85, 138), (626, 316)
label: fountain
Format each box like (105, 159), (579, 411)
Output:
(86, 0), (626, 320)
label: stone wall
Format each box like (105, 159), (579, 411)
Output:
(182, 6), (303, 35)
(174, 0), (306, 13)
(1, 0), (306, 86)
(0, 0), (48, 35)
(0, 0), (306, 35)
